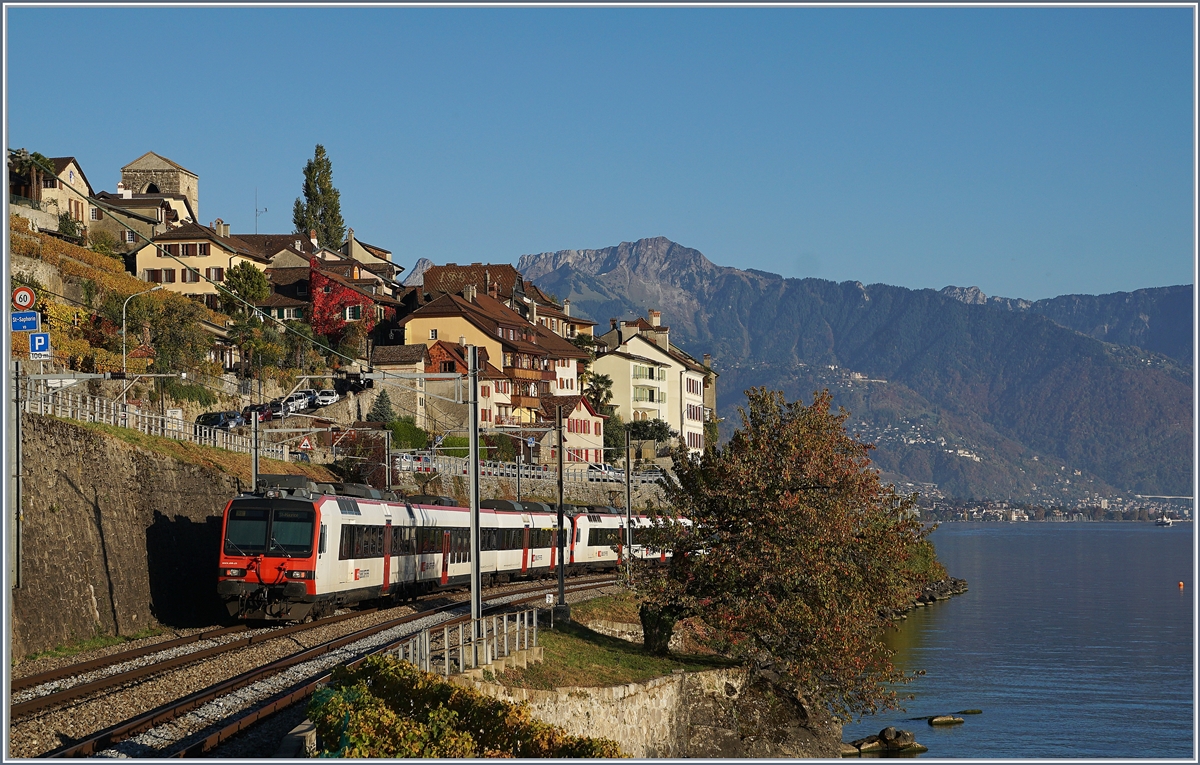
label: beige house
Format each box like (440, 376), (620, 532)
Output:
(371, 344), (430, 429)
(594, 310), (716, 455)
(340, 229), (404, 285)
(90, 189), (176, 254)
(133, 220), (270, 307)
(398, 288), (589, 425)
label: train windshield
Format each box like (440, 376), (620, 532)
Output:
(224, 499), (316, 558)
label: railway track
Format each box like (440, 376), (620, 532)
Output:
(15, 576), (618, 758)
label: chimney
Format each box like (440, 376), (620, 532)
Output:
(649, 309), (661, 327)
(462, 284), (476, 302)
(310, 229), (319, 250)
(609, 318), (617, 330)
(117, 181), (132, 199)
(346, 228), (355, 253)
(703, 353), (712, 368)
(563, 299), (570, 317)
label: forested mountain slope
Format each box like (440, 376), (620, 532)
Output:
(520, 237), (1192, 499)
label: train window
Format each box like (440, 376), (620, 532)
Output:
(270, 508), (315, 556)
(337, 498), (361, 516)
(225, 507), (268, 555)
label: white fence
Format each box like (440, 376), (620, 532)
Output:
(394, 452), (666, 486)
(16, 375), (665, 487)
(17, 378), (286, 461)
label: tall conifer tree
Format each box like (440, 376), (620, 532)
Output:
(293, 144), (346, 249)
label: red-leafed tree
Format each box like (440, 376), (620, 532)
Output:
(309, 266), (376, 345)
(633, 388), (946, 722)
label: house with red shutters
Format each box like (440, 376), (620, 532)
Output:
(537, 394), (606, 466)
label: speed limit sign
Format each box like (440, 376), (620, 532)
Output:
(12, 286), (36, 310)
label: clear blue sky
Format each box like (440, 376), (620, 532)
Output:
(6, 6), (1194, 301)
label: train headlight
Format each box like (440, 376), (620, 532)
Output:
(222, 568), (246, 577)
(265, 489), (283, 498)
(286, 570), (314, 580)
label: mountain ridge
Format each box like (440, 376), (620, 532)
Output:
(518, 237), (1192, 500)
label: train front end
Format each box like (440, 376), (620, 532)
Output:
(217, 486), (322, 621)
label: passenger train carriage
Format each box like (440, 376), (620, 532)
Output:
(217, 475), (672, 621)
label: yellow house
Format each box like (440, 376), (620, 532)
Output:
(133, 220), (270, 308)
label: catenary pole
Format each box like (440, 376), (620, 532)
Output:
(556, 405), (565, 606)
(468, 346), (482, 647)
(251, 414), (259, 493)
(625, 427), (632, 583)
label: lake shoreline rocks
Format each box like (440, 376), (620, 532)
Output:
(843, 726), (929, 756)
(893, 577), (968, 620)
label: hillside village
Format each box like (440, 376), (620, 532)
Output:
(8, 149), (719, 473)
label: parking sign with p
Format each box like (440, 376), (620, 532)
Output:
(29, 332), (51, 360)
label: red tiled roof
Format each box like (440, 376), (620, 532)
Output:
(371, 344), (427, 366)
(236, 234), (318, 261)
(423, 263), (524, 299)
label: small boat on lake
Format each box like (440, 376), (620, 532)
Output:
(1155, 517), (1173, 527)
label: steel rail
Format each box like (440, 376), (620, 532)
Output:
(37, 576), (617, 758)
(11, 625), (248, 693)
(170, 579), (620, 758)
(12, 610), (378, 718)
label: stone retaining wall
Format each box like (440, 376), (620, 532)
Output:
(455, 667), (842, 758)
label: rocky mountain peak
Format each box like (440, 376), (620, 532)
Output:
(402, 257), (435, 287)
(940, 285), (989, 305)
(518, 236), (723, 282)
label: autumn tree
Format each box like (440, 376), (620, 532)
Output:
(292, 144), (346, 249)
(633, 387), (945, 721)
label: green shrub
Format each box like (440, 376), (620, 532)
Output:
(389, 416), (428, 450)
(307, 655), (624, 758)
(440, 435), (484, 459)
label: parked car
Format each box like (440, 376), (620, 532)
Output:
(268, 399), (286, 418)
(296, 388), (318, 406)
(195, 411), (244, 431)
(315, 389), (339, 407)
(587, 463), (623, 482)
(241, 403), (272, 423)
(286, 392), (309, 413)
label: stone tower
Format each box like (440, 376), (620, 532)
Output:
(121, 152), (199, 219)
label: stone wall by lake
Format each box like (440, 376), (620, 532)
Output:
(453, 667), (842, 758)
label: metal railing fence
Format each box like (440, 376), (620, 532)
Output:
(17, 377), (286, 460)
(392, 609), (539, 677)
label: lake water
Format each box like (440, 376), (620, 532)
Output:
(840, 522), (1195, 758)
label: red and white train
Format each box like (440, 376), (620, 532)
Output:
(217, 475), (664, 621)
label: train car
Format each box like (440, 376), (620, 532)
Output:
(220, 479), (572, 621)
(571, 505), (627, 571)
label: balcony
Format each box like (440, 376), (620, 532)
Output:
(505, 366), (555, 381)
(510, 394), (542, 410)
